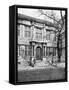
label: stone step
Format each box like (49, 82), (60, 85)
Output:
(18, 60), (29, 67)
(35, 60), (42, 63)
(35, 61), (49, 67)
(18, 58), (49, 67)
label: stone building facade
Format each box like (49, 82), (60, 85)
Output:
(17, 14), (65, 63)
(60, 17), (65, 62)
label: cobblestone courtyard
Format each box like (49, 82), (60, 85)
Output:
(18, 60), (65, 82)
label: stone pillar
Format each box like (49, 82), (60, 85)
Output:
(42, 27), (44, 41)
(30, 43), (35, 60)
(32, 45), (34, 57)
(33, 46), (34, 57)
(42, 44), (44, 61)
(32, 45), (35, 60)
(45, 46), (47, 62)
(43, 24), (46, 41)
(45, 46), (46, 57)
(34, 45), (36, 59)
(30, 43), (32, 58)
(43, 44), (47, 62)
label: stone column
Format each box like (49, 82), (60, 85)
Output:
(42, 43), (43, 60)
(30, 43), (32, 59)
(45, 45), (47, 62)
(33, 45), (34, 57)
(30, 43), (35, 60)
(45, 46), (46, 57)
(34, 45), (36, 60)
(32, 45), (33, 57)
(32, 45), (35, 61)
(43, 44), (47, 62)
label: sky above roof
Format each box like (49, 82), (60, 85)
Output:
(18, 8), (43, 19)
(18, 8), (65, 23)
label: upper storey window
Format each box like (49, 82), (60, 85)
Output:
(18, 24), (24, 37)
(36, 32), (42, 39)
(46, 30), (50, 40)
(62, 32), (65, 39)
(36, 28), (42, 40)
(18, 24), (20, 36)
(18, 24), (23, 37)
(46, 30), (56, 41)
(24, 25), (31, 38)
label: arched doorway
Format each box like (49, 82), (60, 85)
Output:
(36, 46), (42, 60)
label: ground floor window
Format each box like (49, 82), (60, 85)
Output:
(25, 45), (30, 56)
(53, 48), (56, 56)
(18, 45), (30, 58)
(18, 45), (25, 58)
(18, 45), (57, 58)
(62, 47), (65, 57)
(46, 47), (57, 56)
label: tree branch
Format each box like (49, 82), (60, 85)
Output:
(39, 9), (61, 25)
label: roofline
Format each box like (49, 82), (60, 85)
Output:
(18, 13), (58, 28)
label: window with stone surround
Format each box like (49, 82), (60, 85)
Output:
(46, 47), (56, 56)
(18, 24), (20, 36)
(46, 30), (50, 40)
(46, 47), (50, 56)
(36, 28), (42, 40)
(18, 45), (25, 58)
(46, 30), (56, 41)
(24, 25), (31, 38)
(18, 24), (24, 37)
(36, 32), (42, 40)
(25, 45), (30, 56)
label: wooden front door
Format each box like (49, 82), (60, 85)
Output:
(36, 47), (42, 60)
